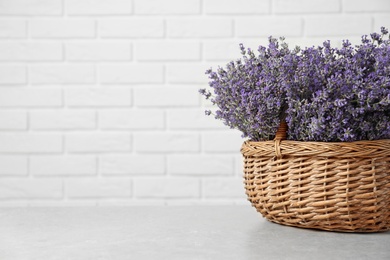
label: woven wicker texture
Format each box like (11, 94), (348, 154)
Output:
(241, 122), (390, 232)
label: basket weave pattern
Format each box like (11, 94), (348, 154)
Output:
(241, 122), (390, 232)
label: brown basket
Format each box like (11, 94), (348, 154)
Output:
(241, 122), (390, 232)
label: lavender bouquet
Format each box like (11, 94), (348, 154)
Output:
(200, 28), (390, 142)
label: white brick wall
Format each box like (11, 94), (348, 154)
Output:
(0, 0), (388, 206)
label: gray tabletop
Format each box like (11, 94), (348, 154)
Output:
(0, 206), (389, 260)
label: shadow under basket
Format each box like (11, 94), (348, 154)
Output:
(241, 122), (390, 232)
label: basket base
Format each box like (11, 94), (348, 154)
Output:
(250, 204), (390, 233)
(264, 215), (390, 233)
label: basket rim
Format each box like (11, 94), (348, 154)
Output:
(241, 139), (390, 158)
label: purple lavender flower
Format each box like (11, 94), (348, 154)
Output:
(200, 28), (390, 142)
(200, 37), (297, 141)
(286, 27), (390, 141)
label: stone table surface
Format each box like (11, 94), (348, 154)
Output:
(0, 206), (389, 260)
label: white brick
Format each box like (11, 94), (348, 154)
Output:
(100, 64), (164, 84)
(0, 179), (62, 199)
(66, 133), (131, 152)
(204, 0), (270, 14)
(30, 19), (95, 38)
(99, 18), (164, 38)
(0, 133), (62, 153)
(29, 201), (97, 206)
(203, 178), (246, 198)
(97, 200), (165, 206)
(0, 88), (62, 107)
(343, 0), (390, 12)
(67, 0), (132, 15)
(168, 155), (234, 175)
(99, 109), (164, 130)
(167, 18), (233, 38)
(203, 40), (244, 61)
(134, 133), (199, 153)
(135, 87), (199, 107)
(0, 110), (27, 130)
(0, 201), (30, 206)
(0, 20), (26, 38)
(134, 0), (200, 14)
(66, 88), (131, 107)
(65, 178), (131, 198)
(134, 178), (199, 198)
(374, 15), (390, 31)
(0, 0), (62, 15)
(166, 64), (208, 83)
(0, 42), (62, 61)
(136, 41), (200, 61)
(30, 155), (96, 176)
(0, 156), (28, 175)
(274, 0), (340, 13)
(305, 15), (372, 37)
(165, 199), (246, 206)
(202, 132), (243, 152)
(167, 109), (225, 130)
(0, 65), (26, 84)
(236, 17), (303, 37)
(30, 65), (95, 84)
(100, 155), (165, 175)
(66, 42), (131, 61)
(30, 109), (96, 130)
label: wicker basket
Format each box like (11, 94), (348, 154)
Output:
(241, 122), (390, 232)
